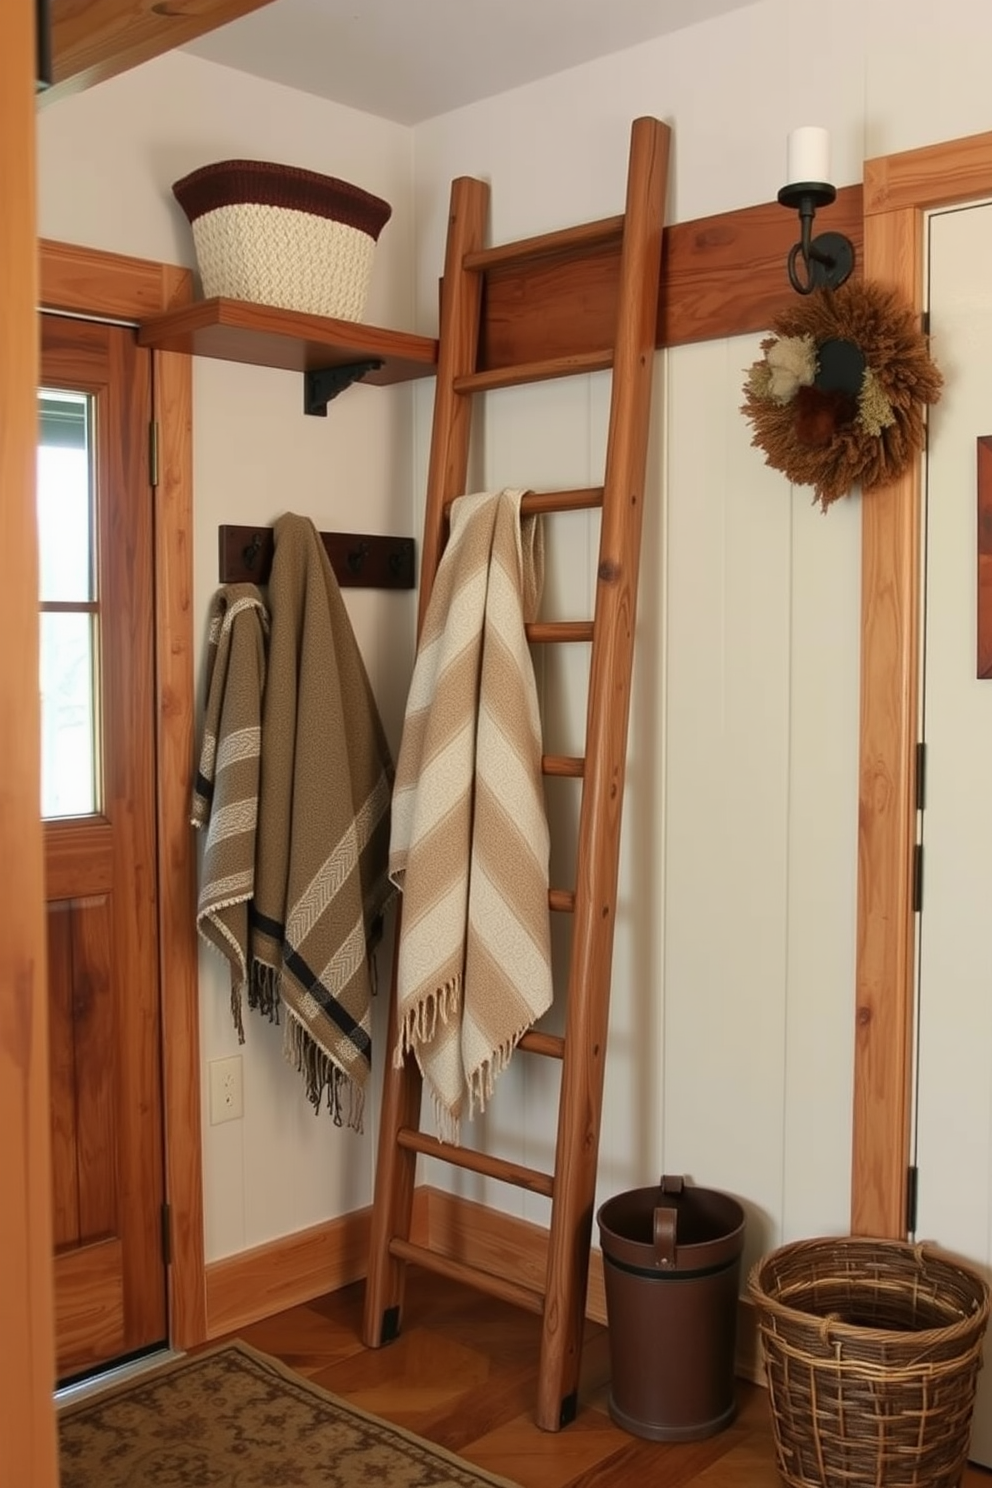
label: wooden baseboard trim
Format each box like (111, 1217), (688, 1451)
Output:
(203, 1185), (763, 1384)
(204, 1190), (430, 1339)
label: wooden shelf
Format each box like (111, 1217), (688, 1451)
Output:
(137, 297), (438, 387)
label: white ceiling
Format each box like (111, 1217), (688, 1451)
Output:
(185, 0), (756, 125)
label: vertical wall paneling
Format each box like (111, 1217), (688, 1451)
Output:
(0, 0), (59, 1480)
(663, 336), (794, 1271)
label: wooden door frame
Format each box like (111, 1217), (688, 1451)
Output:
(39, 238), (207, 1347)
(1, 2), (59, 1482)
(852, 128), (992, 1238)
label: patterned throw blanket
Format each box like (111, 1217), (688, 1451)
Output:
(191, 584), (269, 1034)
(193, 514), (395, 1130)
(389, 489), (553, 1142)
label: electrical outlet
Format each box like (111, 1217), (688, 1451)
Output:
(209, 1055), (244, 1125)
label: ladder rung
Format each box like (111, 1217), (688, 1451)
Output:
(397, 1129), (555, 1197)
(389, 1238), (545, 1316)
(549, 889), (575, 913)
(543, 754), (584, 778)
(462, 215), (625, 273)
(521, 487), (603, 516)
(454, 350), (612, 395)
(518, 1029), (565, 1059)
(444, 488), (602, 525)
(526, 621), (593, 644)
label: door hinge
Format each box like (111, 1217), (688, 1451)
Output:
(921, 310), (931, 336)
(912, 842), (924, 912)
(906, 1165), (919, 1234)
(149, 419), (160, 488)
(161, 1201), (172, 1266)
(915, 741), (927, 811)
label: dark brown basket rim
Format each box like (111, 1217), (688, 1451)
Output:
(748, 1236), (991, 1347)
(172, 159), (392, 239)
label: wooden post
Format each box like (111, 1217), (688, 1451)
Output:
(0, 0), (60, 1481)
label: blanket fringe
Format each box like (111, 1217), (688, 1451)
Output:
(468, 1034), (521, 1121)
(193, 917), (249, 1041)
(393, 974), (462, 1066)
(248, 958), (281, 1025)
(430, 1091), (461, 1147)
(284, 1011), (364, 1132)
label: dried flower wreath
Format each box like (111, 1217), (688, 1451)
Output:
(741, 279), (943, 510)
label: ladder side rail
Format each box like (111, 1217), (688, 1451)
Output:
(362, 174), (490, 1351)
(418, 177), (491, 622)
(536, 115), (671, 1432)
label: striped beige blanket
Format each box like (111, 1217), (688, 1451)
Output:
(389, 489), (553, 1142)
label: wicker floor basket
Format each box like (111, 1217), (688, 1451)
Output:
(748, 1237), (990, 1488)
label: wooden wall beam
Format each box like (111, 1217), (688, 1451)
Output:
(44, 0), (276, 105)
(479, 185), (863, 370)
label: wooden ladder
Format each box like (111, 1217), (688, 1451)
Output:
(363, 115), (670, 1433)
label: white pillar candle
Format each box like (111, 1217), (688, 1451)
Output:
(786, 127), (831, 185)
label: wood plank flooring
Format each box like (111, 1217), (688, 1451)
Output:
(211, 1268), (992, 1487)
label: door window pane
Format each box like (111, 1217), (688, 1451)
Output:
(39, 612), (97, 818)
(38, 388), (99, 818)
(38, 392), (93, 603)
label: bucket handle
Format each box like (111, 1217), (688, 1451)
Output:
(653, 1176), (684, 1268)
(653, 1206), (677, 1268)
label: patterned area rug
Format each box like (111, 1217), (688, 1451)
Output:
(58, 1341), (521, 1487)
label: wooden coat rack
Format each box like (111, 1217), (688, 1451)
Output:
(218, 524), (415, 588)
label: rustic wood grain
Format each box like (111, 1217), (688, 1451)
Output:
(44, 820), (114, 900)
(45, 0), (276, 103)
(40, 238), (194, 322)
(138, 297), (439, 384)
(865, 129), (992, 215)
(70, 895), (118, 1243)
(852, 204), (924, 1241)
(152, 340), (207, 1350)
(0, 2), (58, 1479)
(47, 902), (80, 1249)
(53, 1238), (126, 1378)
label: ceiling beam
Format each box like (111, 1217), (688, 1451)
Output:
(42, 0), (276, 105)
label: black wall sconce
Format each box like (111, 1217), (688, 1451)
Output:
(36, 0), (53, 92)
(778, 127), (855, 295)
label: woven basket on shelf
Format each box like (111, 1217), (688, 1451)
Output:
(749, 1237), (990, 1488)
(172, 159), (392, 321)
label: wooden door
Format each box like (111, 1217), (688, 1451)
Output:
(40, 313), (167, 1380)
(914, 200), (992, 1469)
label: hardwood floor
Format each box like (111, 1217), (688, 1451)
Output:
(212, 1268), (992, 1487)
